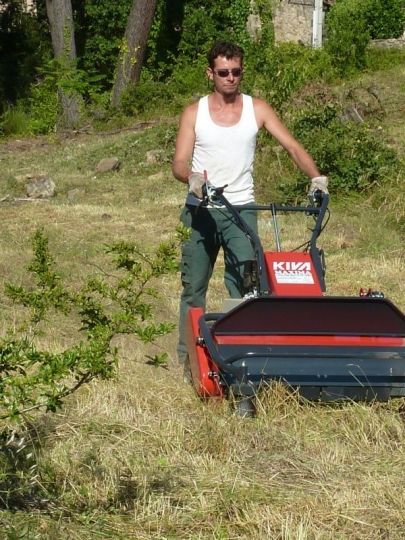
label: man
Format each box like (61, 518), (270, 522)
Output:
(172, 41), (328, 372)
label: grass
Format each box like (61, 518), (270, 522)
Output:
(0, 63), (404, 539)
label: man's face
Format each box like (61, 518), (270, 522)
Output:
(207, 55), (243, 95)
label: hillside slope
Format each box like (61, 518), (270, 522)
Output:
(0, 64), (404, 539)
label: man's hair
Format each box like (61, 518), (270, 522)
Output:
(207, 41), (244, 68)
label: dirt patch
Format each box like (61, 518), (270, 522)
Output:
(0, 119), (166, 156)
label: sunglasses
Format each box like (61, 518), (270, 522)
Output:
(213, 68), (243, 78)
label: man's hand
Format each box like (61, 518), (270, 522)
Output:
(309, 176), (329, 197)
(188, 172), (206, 199)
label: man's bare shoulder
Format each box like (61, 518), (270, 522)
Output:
(252, 96), (275, 113)
(179, 99), (200, 126)
(252, 97), (278, 128)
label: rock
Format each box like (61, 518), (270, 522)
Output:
(16, 172), (45, 182)
(67, 188), (86, 200)
(246, 14), (262, 41)
(26, 176), (56, 199)
(370, 38), (405, 49)
(95, 157), (120, 173)
(273, 2), (313, 46)
(146, 149), (165, 165)
(343, 106), (364, 123)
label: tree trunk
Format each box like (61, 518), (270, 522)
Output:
(45, 0), (80, 129)
(111, 0), (157, 108)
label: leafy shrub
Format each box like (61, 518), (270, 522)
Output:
(2, 57), (100, 136)
(167, 57), (208, 97)
(172, 0), (251, 62)
(119, 77), (166, 116)
(120, 60), (207, 117)
(0, 105), (31, 137)
(325, 0), (405, 75)
(364, 0), (405, 39)
(289, 103), (399, 194)
(325, 0), (370, 75)
(25, 77), (59, 135)
(0, 81), (58, 138)
(0, 0), (51, 112)
(74, 0), (132, 91)
(0, 229), (179, 422)
(245, 43), (334, 109)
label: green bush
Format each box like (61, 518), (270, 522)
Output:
(0, 105), (31, 137)
(173, 0), (251, 62)
(245, 43), (334, 109)
(120, 76), (168, 116)
(289, 103), (399, 194)
(0, 78), (58, 137)
(325, 0), (405, 76)
(25, 78), (58, 135)
(325, 0), (370, 76)
(119, 58), (209, 117)
(1, 57), (101, 137)
(364, 0), (405, 39)
(74, 0), (132, 90)
(0, 0), (51, 112)
(0, 229), (179, 423)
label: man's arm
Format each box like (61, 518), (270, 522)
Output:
(172, 103), (198, 184)
(254, 98), (321, 178)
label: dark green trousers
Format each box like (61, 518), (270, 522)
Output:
(177, 204), (258, 364)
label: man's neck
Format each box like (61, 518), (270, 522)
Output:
(210, 90), (241, 107)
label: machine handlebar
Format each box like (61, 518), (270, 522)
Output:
(202, 183), (329, 223)
(200, 184), (330, 295)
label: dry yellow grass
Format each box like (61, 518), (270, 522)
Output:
(0, 106), (404, 538)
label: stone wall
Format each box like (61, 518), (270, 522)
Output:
(369, 36), (405, 49)
(272, 2), (404, 48)
(272, 1), (314, 45)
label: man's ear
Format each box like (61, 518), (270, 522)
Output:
(206, 67), (214, 81)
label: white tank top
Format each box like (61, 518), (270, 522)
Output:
(189, 94), (259, 206)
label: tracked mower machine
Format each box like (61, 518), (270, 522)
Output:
(186, 187), (405, 410)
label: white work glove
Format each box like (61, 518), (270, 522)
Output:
(188, 172), (206, 199)
(309, 175), (329, 196)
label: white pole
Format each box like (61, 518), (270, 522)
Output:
(312, 0), (323, 48)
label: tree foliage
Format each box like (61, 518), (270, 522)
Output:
(0, 0), (50, 112)
(174, 0), (251, 60)
(290, 103), (398, 193)
(73, 0), (132, 91)
(0, 229), (179, 422)
(325, 0), (371, 75)
(364, 0), (405, 39)
(0, 0), (404, 132)
(325, 0), (405, 75)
